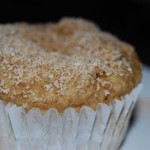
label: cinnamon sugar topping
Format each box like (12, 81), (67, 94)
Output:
(0, 18), (142, 111)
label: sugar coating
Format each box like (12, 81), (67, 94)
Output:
(0, 18), (142, 112)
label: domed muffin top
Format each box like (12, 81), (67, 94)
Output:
(0, 18), (142, 112)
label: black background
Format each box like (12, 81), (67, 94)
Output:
(0, 0), (150, 66)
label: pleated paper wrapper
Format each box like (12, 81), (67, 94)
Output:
(0, 84), (142, 150)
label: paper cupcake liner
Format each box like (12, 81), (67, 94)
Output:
(0, 83), (142, 150)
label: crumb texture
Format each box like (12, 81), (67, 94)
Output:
(0, 18), (142, 112)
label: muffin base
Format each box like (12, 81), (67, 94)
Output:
(0, 84), (142, 150)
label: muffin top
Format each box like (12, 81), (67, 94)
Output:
(0, 18), (142, 112)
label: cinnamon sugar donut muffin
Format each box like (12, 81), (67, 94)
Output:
(0, 18), (142, 150)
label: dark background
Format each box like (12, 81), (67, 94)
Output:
(0, 0), (150, 66)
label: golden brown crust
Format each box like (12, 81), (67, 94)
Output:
(0, 18), (142, 112)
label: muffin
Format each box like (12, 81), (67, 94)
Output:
(0, 18), (142, 150)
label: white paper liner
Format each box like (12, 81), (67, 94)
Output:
(0, 83), (142, 150)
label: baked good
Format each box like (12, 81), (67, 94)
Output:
(0, 18), (142, 150)
(0, 18), (141, 112)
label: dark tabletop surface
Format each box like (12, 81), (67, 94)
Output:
(0, 0), (150, 66)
